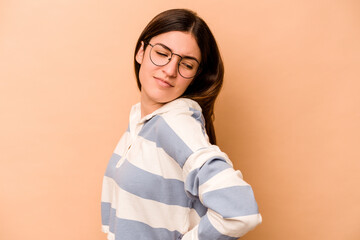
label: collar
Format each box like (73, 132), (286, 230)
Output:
(129, 98), (202, 127)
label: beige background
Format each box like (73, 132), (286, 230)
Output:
(1, 0), (359, 239)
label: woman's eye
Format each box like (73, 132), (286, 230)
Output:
(156, 51), (170, 57)
(181, 62), (194, 70)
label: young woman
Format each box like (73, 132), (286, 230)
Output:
(101, 9), (262, 240)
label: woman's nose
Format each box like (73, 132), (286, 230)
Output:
(161, 56), (180, 77)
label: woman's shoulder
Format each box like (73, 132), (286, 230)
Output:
(139, 98), (209, 150)
(161, 98), (203, 122)
(158, 98), (210, 151)
(140, 98), (205, 132)
(160, 98), (205, 131)
(138, 98), (211, 168)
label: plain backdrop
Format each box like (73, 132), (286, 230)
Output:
(1, 0), (359, 239)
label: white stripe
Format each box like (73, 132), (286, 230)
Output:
(183, 146), (232, 176)
(102, 225), (109, 233)
(126, 138), (183, 181)
(207, 209), (262, 238)
(181, 225), (199, 240)
(187, 208), (201, 230)
(101, 225), (115, 240)
(101, 176), (115, 203)
(163, 112), (210, 152)
(199, 168), (248, 198)
(102, 176), (191, 232)
(114, 131), (130, 156)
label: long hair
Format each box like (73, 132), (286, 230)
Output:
(134, 9), (224, 144)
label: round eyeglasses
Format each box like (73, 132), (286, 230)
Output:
(146, 42), (200, 79)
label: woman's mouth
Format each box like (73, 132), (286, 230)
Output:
(154, 77), (173, 87)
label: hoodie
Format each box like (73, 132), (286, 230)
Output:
(101, 98), (262, 240)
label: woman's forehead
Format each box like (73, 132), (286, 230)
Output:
(150, 31), (201, 61)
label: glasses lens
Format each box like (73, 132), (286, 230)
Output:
(150, 44), (199, 79)
(178, 58), (199, 79)
(150, 44), (171, 66)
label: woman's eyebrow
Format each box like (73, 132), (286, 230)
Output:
(156, 42), (200, 63)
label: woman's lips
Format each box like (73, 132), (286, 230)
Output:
(154, 77), (173, 87)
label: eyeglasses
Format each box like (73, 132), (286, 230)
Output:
(146, 42), (200, 79)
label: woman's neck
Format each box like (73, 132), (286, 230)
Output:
(140, 95), (165, 118)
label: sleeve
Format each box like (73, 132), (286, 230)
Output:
(162, 107), (262, 239)
(181, 147), (262, 240)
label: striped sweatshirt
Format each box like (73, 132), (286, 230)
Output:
(101, 98), (262, 240)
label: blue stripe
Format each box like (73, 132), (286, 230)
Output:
(190, 107), (205, 127)
(198, 214), (238, 240)
(102, 205), (183, 240)
(105, 153), (121, 177)
(202, 186), (259, 218)
(111, 160), (190, 207)
(139, 115), (193, 167)
(185, 157), (231, 196)
(101, 202), (111, 226)
(191, 199), (208, 217)
(198, 158), (231, 185)
(190, 107), (206, 136)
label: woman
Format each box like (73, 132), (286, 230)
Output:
(101, 9), (262, 240)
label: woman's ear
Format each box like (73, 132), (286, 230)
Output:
(135, 41), (145, 64)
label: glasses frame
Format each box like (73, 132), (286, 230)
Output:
(145, 42), (201, 79)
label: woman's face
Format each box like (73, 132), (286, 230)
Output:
(136, 31), (201, 111)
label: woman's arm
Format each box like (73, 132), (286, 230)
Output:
(182, 149), (262, 239)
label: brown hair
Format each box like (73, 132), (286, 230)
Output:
(134, 9), (224, 144)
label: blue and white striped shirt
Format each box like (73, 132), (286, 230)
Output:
(101, 98), (262, 240)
